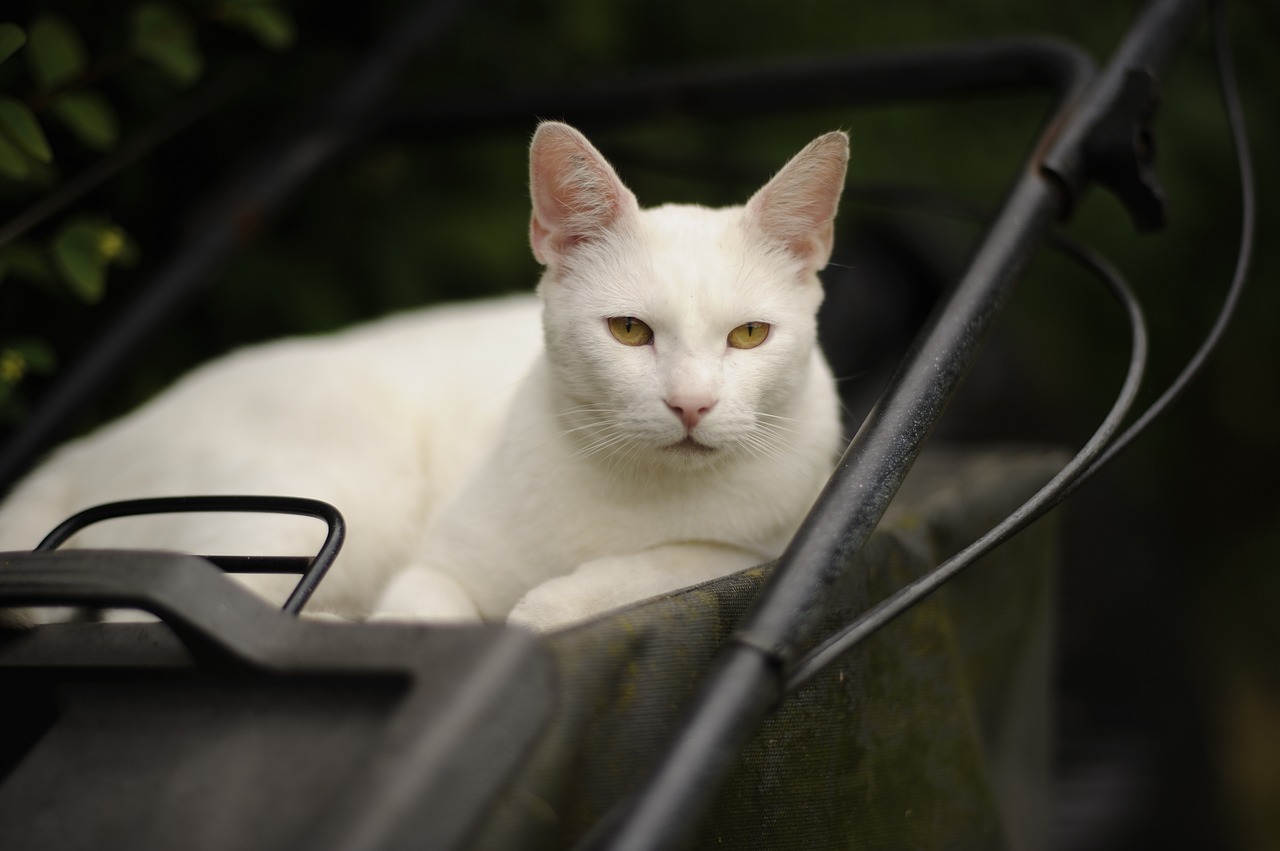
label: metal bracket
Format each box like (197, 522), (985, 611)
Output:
(1083, 68), (1168, 231)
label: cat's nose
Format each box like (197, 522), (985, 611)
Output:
(666, 396), (716, 430)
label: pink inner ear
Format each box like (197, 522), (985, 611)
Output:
(747, 132), (849, 271)
(529, 209), (560, 265)
(529, 123), (637, 266)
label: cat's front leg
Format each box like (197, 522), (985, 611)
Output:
(369, 565), (484, 623)
(507, 542), (765, 632)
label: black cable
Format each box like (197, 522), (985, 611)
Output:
(1067, 0), (1253, 484)
(787, 234), (1147, 691)
(785, 0), (1255, 692)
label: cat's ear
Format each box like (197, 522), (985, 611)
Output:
(529, 122), (639, 267)
(745, 131), (849, 272)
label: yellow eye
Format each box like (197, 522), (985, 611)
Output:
(728, 321), (770, 349)
(608, 316), (654, 346)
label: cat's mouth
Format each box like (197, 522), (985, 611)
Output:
(665, 436), (717, 455)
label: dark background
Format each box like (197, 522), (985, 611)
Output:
(0, 1), (1275, 848)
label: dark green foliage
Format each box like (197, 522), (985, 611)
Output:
(0, 0), (296, 419)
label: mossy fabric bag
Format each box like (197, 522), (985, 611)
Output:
(477, 448), (1060, 851)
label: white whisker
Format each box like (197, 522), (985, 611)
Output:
(732, 423), (793, 466)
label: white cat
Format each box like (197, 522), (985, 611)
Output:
(0, 122), (848, 631)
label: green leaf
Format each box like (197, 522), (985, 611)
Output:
(218, 3), (295, 50)
(133, 4), (204, 86)
(53, 224), (106, 302)
(0, 98), (52, 164)
(0, 23), (26, 66)
(52, 218), (130, 303)
(0, 132), (28, 180)
(27, 15), (87, 91)
(51, 90), (119, 151)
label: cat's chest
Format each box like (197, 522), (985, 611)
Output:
(499, 443), (793, 569)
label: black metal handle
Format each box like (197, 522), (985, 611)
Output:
(34, 495), (345, 614)
(0, 549), (303, 666)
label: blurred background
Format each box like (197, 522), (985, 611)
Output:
(0, 0), (1274, 848)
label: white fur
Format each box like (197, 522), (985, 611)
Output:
(0, 123), (849, 631)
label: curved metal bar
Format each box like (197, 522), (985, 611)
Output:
(34, 494), (346, 614)
(383, 37), (1093, 138)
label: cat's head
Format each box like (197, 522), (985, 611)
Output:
(528, 122), (847, 471)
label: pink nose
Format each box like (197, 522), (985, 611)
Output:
(666, 397), (715, 430)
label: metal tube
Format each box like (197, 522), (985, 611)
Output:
(32, 494), (346, 613)
(383, 39), (1092, 137)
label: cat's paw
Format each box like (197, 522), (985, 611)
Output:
(370, 565), (484, 623)
(506, 571), (626, 632)
(505, 588), (585, 632)
(298, 609), (353, 623)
